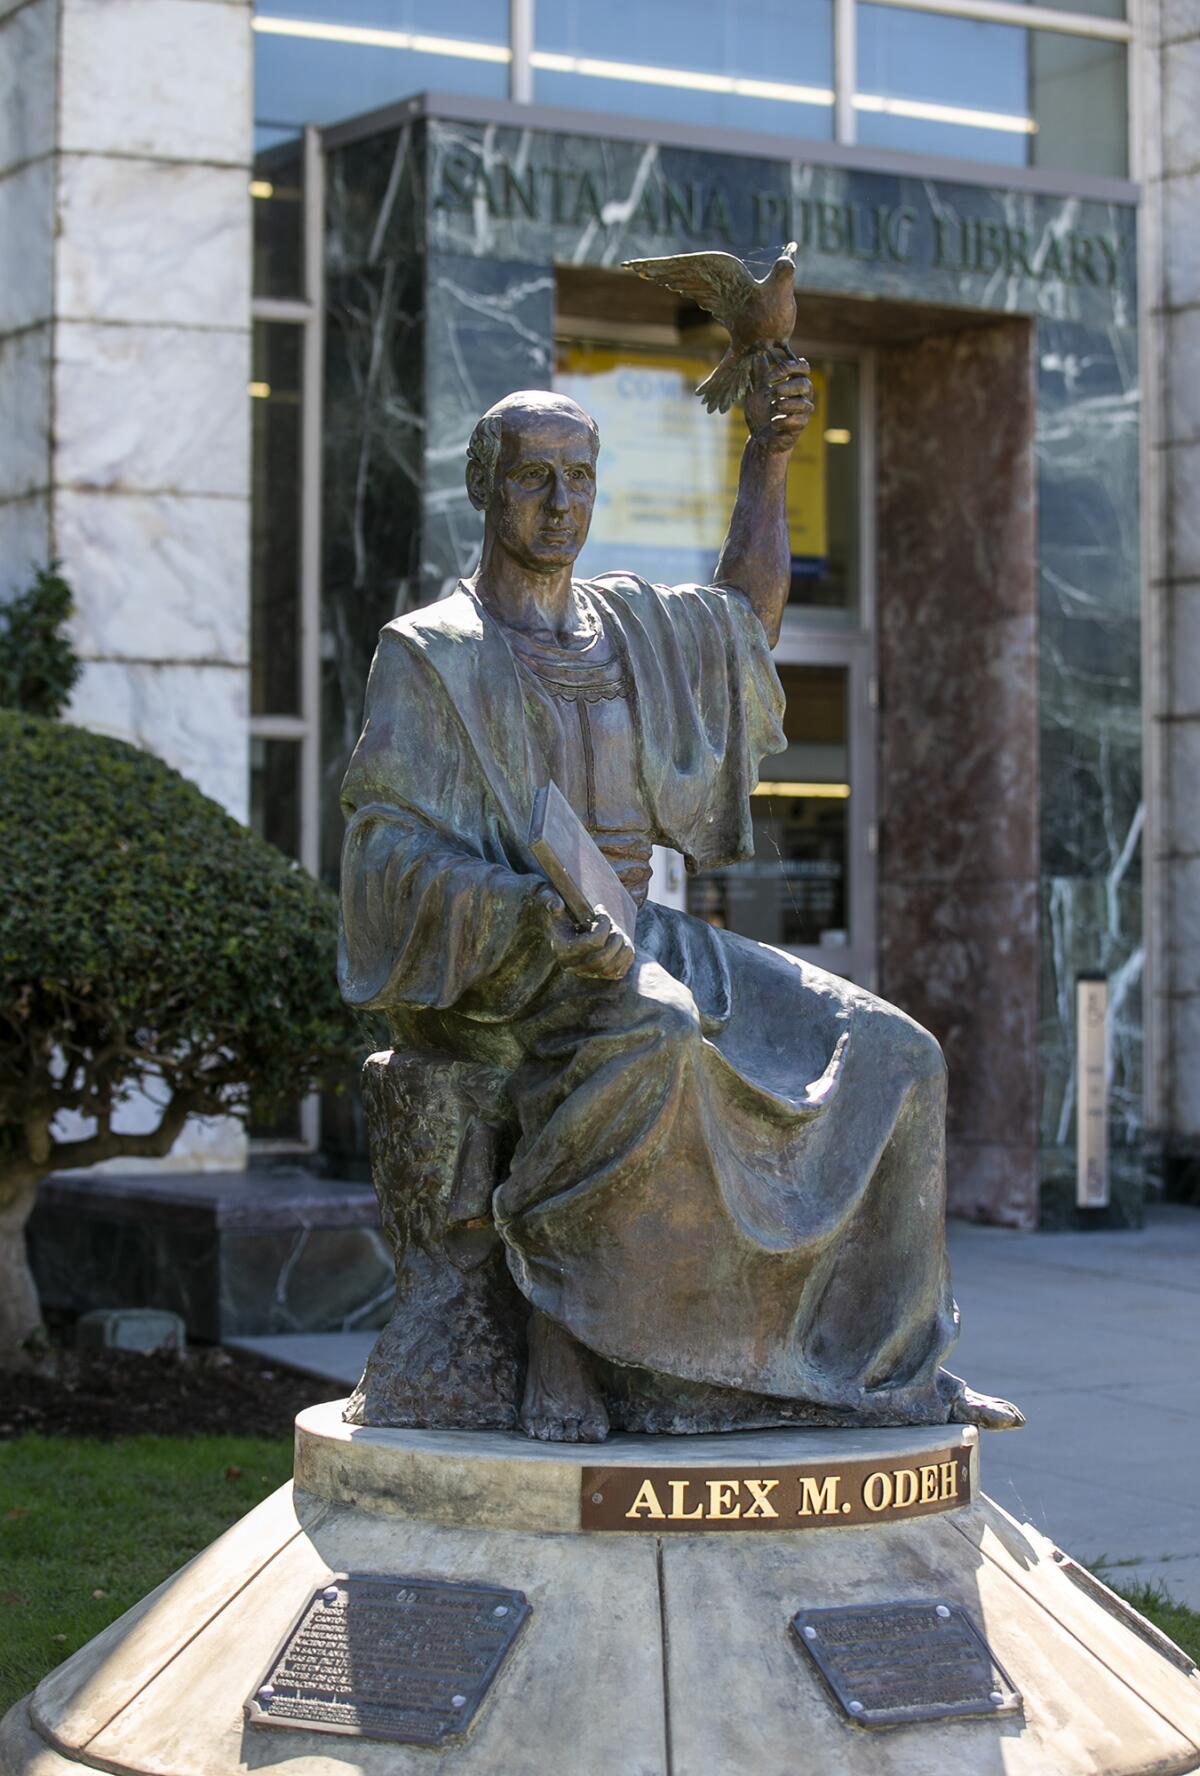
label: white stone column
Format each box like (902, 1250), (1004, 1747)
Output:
(0, 0), (254, 1168)
(1147, 6), (1200, 1183)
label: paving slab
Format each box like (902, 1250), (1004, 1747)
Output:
(949, 1206), (1200, 1606)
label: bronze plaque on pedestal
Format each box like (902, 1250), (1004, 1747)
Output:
(246, 1575), (530, 1744)
(792, 1599), (1022, 1728)
(581, 1443), (972, 1530)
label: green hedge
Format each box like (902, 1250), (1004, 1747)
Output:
(0, 711), (357, 1144)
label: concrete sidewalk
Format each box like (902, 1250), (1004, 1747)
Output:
(231, 1203), (1200, 1607)
(949, 1203), (1200, 1608)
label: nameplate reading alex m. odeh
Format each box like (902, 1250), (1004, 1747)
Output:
(581, 1442), (973, 1531)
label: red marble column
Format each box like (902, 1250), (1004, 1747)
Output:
(877, 320), (1040, 1228)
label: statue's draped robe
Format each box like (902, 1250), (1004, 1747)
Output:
(340, 576), (964, 1426)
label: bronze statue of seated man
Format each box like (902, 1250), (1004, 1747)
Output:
(338, 357), (1022, 1443)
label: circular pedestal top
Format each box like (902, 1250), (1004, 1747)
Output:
(294, 1401), (979, 1535)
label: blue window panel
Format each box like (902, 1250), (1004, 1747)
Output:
(255, 31), (507, 131)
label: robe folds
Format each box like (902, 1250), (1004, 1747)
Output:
(340, 574), (965, 1426)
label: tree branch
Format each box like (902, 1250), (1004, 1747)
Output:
(43, 1090), (206, 1176)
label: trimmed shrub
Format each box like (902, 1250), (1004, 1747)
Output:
(0, 567), (82, 720)
(0, 710), (360, 1360)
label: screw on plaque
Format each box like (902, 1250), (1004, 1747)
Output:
(322, 1586), (339, 1603)
(591, 1492), (603, 1504)
(451, 1695), (467, 1708)
(935, 1605), (951, 1619)
(803, 1625), (818, 1641)
(493, 1605), (509, 1617)
(848, 1700), (864, 1715)
(257, 1686), (275, 1702)
(989, 1690), (1004, 1705)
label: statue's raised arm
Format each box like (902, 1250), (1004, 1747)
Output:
(713, 349), (815, 647)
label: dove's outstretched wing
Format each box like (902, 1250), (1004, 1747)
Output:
(621, 251), (755, 331)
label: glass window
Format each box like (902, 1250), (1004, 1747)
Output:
(1028, 32), (1128, 178)
(1013, 0), (1124, 14)
(254, 0), (508, 133)
(554, 338), (860, 617)
(250, 736), (303, 859)
(253, 134), (304, 300)
(251, 321), (303, 716)
(533, 0), (834, 138)
(856, 6), (1127, 178)
(688, 666), (850, 949)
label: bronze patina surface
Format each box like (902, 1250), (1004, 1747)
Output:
(246, 1576), (530, 1745)
(792, 1600), (1022, 1729)
(581, 1442), (972, 1531)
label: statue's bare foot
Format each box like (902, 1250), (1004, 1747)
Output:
(951, 1384), (1026, 1431)
(521, 1311), (609, 1443)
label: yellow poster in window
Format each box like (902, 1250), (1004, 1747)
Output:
(556, 344), (827, 568)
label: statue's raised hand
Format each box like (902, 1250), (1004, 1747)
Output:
(536, 885), (635, 981)
(744, 350), (814, 455)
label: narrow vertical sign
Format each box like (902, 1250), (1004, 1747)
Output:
(1076, 975), (1109, 1208)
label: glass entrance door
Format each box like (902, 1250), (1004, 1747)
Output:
(554, 330), (877, 989)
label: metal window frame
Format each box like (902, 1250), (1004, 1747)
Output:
(250, 123), (325, 1153)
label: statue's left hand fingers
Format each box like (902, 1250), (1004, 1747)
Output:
(593, 932), (636, 979)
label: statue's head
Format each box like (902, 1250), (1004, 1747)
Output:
(466, 391), (600, 574)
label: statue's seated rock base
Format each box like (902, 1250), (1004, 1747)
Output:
(343, 1049), (524, 1431)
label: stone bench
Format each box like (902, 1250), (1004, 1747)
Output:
(27, 1166), (393, 1343)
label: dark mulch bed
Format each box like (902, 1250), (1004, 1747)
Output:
(0, 1348), (339, 1441)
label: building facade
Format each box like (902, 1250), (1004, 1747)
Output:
(1, 0), (1196, 1226)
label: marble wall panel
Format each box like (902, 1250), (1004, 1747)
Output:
(58, 0), (250, 166)
(1167, 856), (1200, 997)
(424, 119), (1137, 333)
(877, 321), (1039, 1223)
(0, 494), (50, 599)
(1170, 994), (1200, 1135)
(1166, 719), (1200, 854)
(945, 1140), (1040, 1230)
(0, 323), (51, 501)
(0, 0), (56, 170)
(67, 661), (249, 818)
(219, 1226), (393, 1338)
(1163, 171), (1200, 309)
(1167, 443), (1200, 583)
(1170, 584), (1200, 717)
(1164, 33), (1200, 176)
(1162, 0), (1200, 45)
(57, 489), (249, 663)
(325, 121), (422, 279)
(421, 252), (555, 599)
(54, 322), (250, 497)
(321, 253), (424, 881)
(1166, 305), (1200, 447)
(55, 157), (250, 327)
(1035, 316), (1143, 1185)
(0, 158), (54, 332)
(880, 882), (1040, 1228)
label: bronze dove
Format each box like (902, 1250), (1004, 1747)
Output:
(621, 242), (799, 413)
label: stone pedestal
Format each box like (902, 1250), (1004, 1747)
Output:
(3, 1404), (1199, 1775)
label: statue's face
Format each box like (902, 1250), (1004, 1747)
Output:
(488, 410), (598, 574)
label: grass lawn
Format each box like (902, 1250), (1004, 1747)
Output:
(2, 1434), (1198, 1720)
(0, 1434), (293, 1717)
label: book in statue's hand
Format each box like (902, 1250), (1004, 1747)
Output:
(530, 781), (638, 942)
